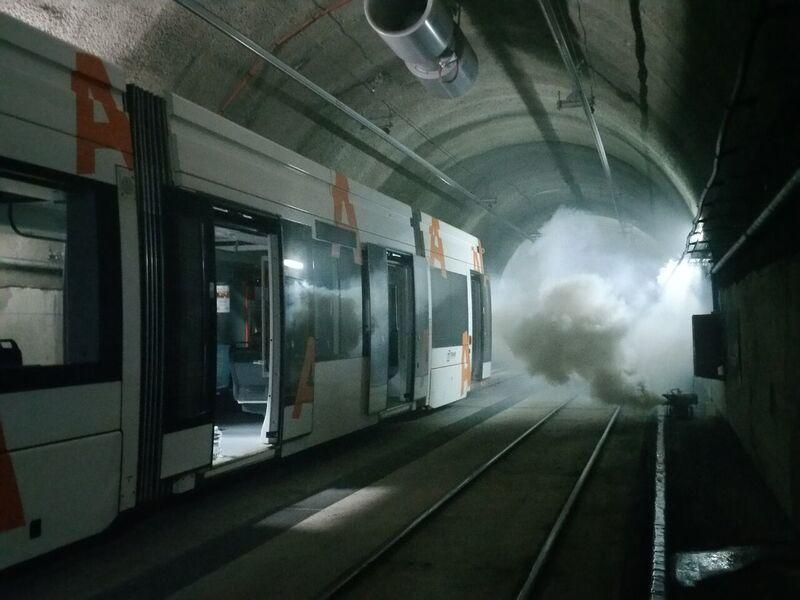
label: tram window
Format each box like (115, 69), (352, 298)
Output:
(0, 175), (120, 389)
(313, 241), (363, 361)
(430, 269), (468, 348)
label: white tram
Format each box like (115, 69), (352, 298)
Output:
(0, 14), (492, 569)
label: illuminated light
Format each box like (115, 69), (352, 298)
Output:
(657, 258), (701, 296)
(283, 259), (304, 270)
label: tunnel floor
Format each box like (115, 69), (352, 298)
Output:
(667, 411), (800, 598)
(0, 371), (797, 598)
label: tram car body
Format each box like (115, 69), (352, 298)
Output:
(0, 14), (492, 569)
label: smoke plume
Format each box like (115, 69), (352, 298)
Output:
(495, 208), (710, 405)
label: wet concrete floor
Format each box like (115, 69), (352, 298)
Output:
(667, 413), (800, 599)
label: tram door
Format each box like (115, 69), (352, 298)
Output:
(387, 252), (414, 407)
(470, 272), (483, 380)
(470, 272), (491, 381)
(211, 213), (281, 466)
(366, 245), (414, 414)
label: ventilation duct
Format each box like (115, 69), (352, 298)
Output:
(364, 0), (478, 98)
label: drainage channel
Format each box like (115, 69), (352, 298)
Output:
(319, 400), (622, 599)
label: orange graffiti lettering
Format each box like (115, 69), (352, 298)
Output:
(460, 331), (472, 395)
(0, 421), (25, 532)
(292, 337), (316, 419)
(429, 218), (446, 277)
(332, 172), (362, 264)
(472, 241), (485, 274)
(71, 52), (133, 175)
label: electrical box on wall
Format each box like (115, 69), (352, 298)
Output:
(692, 313), (724, 379)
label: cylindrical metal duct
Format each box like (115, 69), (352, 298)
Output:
(364, 0), (478, 98)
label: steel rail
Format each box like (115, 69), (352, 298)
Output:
(517, 405), (622, 599)
(537, 0), (621, 225)
(318, 396), (574, 599)
(173, 0), (538, 244)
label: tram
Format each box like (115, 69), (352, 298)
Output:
(0, 14), (491, 569)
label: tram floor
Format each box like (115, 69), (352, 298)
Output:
(214, 411), (266, 465)
(0, 371), (655, 599)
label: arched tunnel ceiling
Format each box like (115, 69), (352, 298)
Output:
(2, 0), (788, 272)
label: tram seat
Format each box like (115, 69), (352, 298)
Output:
(230, 346), (267, 413)
(216, 344), (231, 390)
(0, 339), (22, 368)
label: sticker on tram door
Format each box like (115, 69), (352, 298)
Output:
(0, 421), (25, 531)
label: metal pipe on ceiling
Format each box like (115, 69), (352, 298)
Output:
(536, 0), (621, 224)
(174, 0), (537, 243)
(710, 167), (800, 276)
(364, 0), (479, 98)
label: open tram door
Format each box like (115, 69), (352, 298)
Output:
(210, 208), (282, 467)
(470, 271), (492, 381)
(365, 245), (425, 415)
(160, 194), (281, 476)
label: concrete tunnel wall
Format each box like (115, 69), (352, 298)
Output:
(715, 252), (800, 524)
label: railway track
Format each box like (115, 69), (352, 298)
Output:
(318, 400), (622, 599)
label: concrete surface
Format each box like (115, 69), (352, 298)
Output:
(719, 252), (800, 525)
(0, 372), (655, 599)
(1, 0), (775, 271)
(667, 412), (800, 599)
(0, 372), (536, 596)
(339, 407), (652, 600)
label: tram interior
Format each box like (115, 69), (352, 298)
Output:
(214, 225), (273, 465)
(0, 178), (110, 375)
(0, 183), (66, 370)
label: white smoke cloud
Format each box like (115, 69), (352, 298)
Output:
(495, 208), (711, 405)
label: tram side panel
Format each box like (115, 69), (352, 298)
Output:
(163, 96), (486, 456)
(422, 214), (482, 408)
(0, 15), (135, 569)
(0, 11), (490, 570)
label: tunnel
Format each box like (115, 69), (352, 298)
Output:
(0, 0), (799, 597)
